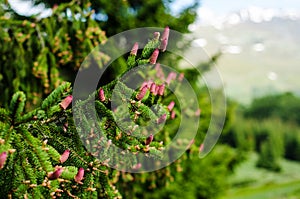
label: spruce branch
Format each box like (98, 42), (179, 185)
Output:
(0, 27), (184, 198)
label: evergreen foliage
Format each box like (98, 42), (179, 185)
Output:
(30, 0), (199, 36)
(0, 28), (202, 198)
(0, 1), (243, 198)
(223, 97), (300, 171)
(0, 1), (107, 109)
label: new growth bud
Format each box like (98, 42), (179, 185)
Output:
(48, 167), (63, 180)
(150, 83), (157, 95)
(60, 95), (73, 110)
(0, 152), (7, 169)
(167, 101), (175, 111)
(199, 143), (204, 153)
(157, 84), (165, 96)
(130, 42), (139, 56)
(132, 163), (142, 170)
(178, 73), (184, 82)
(160, 26), (169, 52)
(145, 134), (153, 145)
(153, 32), (160, 40)
(155, 63), (165, 80)
(160, 39), (168, 52)
(74, 167), (84, 183)
(195, 109), (201, 116)
(99, 88), (105, 102)
(136, 85), (148, 101)
(149, 49), (159, 64)
(157, 114), (167, 124)
(187, 139), (195, 149)
(161, 26), (170, 42)
(166, 72), (177, 85)
(171, 110), (176, 119)
(60, 149), (70, 164)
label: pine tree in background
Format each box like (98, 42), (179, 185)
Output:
(29, 0), (199, 36)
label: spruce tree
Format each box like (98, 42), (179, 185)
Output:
(0, 27), (203, 198)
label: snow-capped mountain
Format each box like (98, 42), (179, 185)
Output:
(196, 6), (300, 29)
(187, 6), (300, 103)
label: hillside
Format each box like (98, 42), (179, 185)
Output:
(184, 8), (300, 103)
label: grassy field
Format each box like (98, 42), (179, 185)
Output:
(221, 153), (300, 199)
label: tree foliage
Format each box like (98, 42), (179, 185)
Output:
(0, 30), (195, 198)
(0, 1), (243, 198)
(245, 92), (300, 125)
(0, 1), (107, 109)
(30, 0), (199, 36)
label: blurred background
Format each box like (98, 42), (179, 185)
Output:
(1, 0), (300, 198)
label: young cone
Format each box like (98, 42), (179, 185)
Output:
(161, 26), (170, 42)
(136, 85), (148, 101)
(99, 88), (105, 102)
(0, 152), (7, 169)
(158, 84), (165, 96)
(150, 83), (157, 95)
(157, 114), (167, 124)
(149, 49), (159, 64)
(167, 101), (175, 111)
(130, 42), (139, 56)
(74, 167), (84, 183)
(171, 110), (176, 119)
(145, 134), (154, 145)
(60, 95), (73, 110)
(48, 167), (63, 180)
(60, 149), (70, 164)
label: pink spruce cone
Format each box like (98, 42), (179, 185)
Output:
(74, 167), (84, 183)
(167, 101), (175, 111)
(195, 109), (201, 116)
(0, 152), (7, 170)
(155, 63), (165, 80)
(140, 81), (148, 90)
(160, 39), (168, 52)
(60, 149), (70, 164)
(136, 85), (148, 101)
(145, 80), (153, 89)
(99, 88), (105, 102)
(160, 26), (169, 52)
(171, 110), (176, 119)
(132, 163), (142, 170)
(48, 167), (63, 180)
(149, 49), (159, 64)
(60, 95), (73, 110)
(187, 139), (195, 149)
(145, 134), (154, 145)
(52, 4), (58, 10)
(166, 72), (177, 85)
(199, 143), (204, 153)
(140, 80), (152, 91)
(63, 123), (68, 133)
(150, 83), (157, 95)
(106, 139), (112, 148)
(157, 84), (165, 96)
(161, 26), (170, 42)
(157, 114), (167, 124)
(178, 73), (184, 82)
(130, 42), (139, 56)
(153, 32), (160, 40)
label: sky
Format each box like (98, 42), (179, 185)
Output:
(203, 0), (300, 14)
(171, 0), (300, 15)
